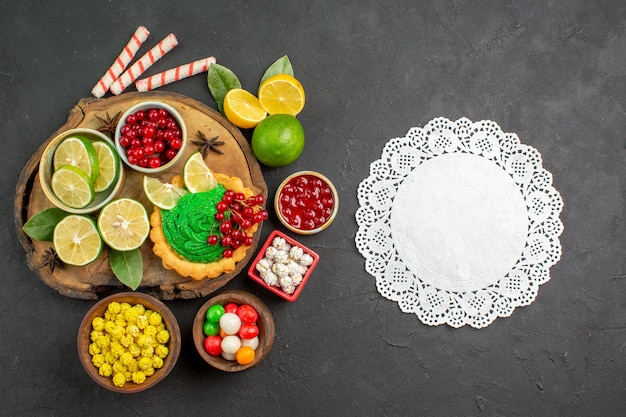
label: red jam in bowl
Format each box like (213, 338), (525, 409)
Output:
(275, 172), (337, 234)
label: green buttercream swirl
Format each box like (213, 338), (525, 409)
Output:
(161, 185), (226, 263)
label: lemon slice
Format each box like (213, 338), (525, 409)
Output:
(257, 73), (306, 116)
(223, 88), (267, 129)
(143, 175), (188, 210)
(53, 215), (103, 266)
(50, 165), (96, 209)
(92, 140), (120, 192)
(183, 151), (218, 193)
(53, 136), (100, 183)
(97, 198), (150, 251)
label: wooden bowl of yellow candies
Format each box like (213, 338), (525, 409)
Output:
(77, 292), (181, 393)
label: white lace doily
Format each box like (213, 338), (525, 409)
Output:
(355, 117), (563, 328)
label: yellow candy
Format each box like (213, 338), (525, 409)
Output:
(112, 373), (126, 387)
(99, 363), (113, 377)
(124, 309), (138, 324)
(91, 354), (105, 368)
(148, 312), (163, 326)
(156, 329), (170, 344)
(112, 361), (126, 374)
(92, 317), (105, 331)
(127, 360), (138, 373)
(152, 356), (164, 369)
(90, 330), (103, 342)
(104, 351), (116, 365)
(155, 345), (169, 359)
(132, 371), (146, 384)
(95, 335), (109, 349)
(141, 345), (154, 358)
(137, 335), (153, 348)
(136, 314), (149, 330)
(114, 315), (127, 327)
(138, 357), (152, 371)
(119, 335), (132, 348)
(104, 321), (116, 334)
(144, 325), (157, 338)
(88, 343), (101, 356)
(129, 343), (141, 358)
(107, 302), (122, 315)
(127, 324), (140, 338)
(120, 352), (134, 366)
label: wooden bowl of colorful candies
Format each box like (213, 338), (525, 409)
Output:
(77, 292), (181, 393)
(192, 290), (275, 372)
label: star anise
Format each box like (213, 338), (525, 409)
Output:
(94, 111), (122, 137)
(39, 247), (64, 274)
(191, 131), (224, 157)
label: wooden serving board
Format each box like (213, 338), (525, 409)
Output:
(15, 92), (267, 300)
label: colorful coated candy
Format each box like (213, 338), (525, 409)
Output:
(202, 302), (262, 365)
(221, 335), (241, 354)
(203, 335), (222, 356)
(203, 320), (219, 337)
(205, 304), (225, 322)
(237, 304), (259, 323)
(219, 313), (241, 335)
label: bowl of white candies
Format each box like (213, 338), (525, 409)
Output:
(247, 230), (319, 302)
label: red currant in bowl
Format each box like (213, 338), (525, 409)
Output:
(114, 101), (187, 173)
(274, 171), (339, 235)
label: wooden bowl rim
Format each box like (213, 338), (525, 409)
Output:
(192, 290), (275, 372)
(77, 291), (181, 393)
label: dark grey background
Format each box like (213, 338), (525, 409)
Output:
(2, 1), (625, 416)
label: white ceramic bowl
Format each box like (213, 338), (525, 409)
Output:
(39, 128), (126, 214)
(114, 101), (187, 174)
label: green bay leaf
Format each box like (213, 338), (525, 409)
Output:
(22, 207), (70, 241)
(109, 248), (143, 290)
(260, 55), (294, 84)
(208, 63), (242, 114)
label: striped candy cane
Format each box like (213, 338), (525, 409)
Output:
(91, 26), (150, 98)
(109, 33), (178, 95)
(135, 56), (216, 92)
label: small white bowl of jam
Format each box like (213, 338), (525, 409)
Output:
(274, 171), (338, 235)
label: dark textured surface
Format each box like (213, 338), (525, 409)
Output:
(2, 1), (625, 416)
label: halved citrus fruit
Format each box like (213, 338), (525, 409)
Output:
(50, 165), (95, 208)
(53, 136), (100, 182)
(143, 175), (188, 210)
(257, 73), (306, 116)
(97, 198), (150, 251)
(53, 215), (103, 266)
(223, 88), (267, 129)
(183, 151), (218, 193)
(92, 140), (120, 193)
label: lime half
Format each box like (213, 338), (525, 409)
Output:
(183, 151), (218, 193)
(53, 136), (100, 183)
(92, 140), (120, 193)
(97, 198), (150, 251)
(50, 165), (95, 209)
(53, 215), (103, 266)
(143, 175), (188, 210)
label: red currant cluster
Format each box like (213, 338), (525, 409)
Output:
(207, 190), (269, 258)
(118, 107), (183, 169)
